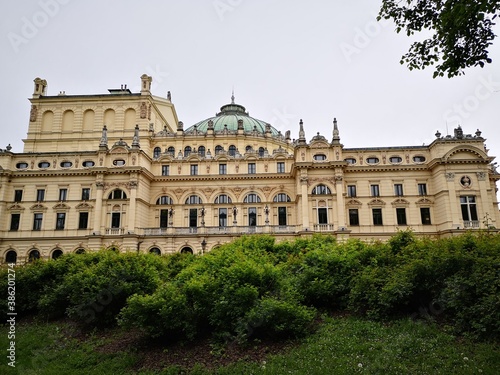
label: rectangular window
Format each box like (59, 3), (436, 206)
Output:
(59, 188), (68, 201)
(219, 208), (227, 227)
(10, 214), (20, 231)
(161, 165), (170, 176)
(318, 208), (328, 224)
(189, 208), (198, 227)
(248, 163), (256, 174)
(160, 209), (169, 228)
(396, 208), (407, 225)
(111, 213), (121, 228)
(14, 190), (23, 202)
(78, 212), (89, 229)
(347, 185), (357, 197)
(370, 184), (380, 197)
(219, 164), (227, 175)
(190, 164), (198, 176)
(372, 208), (383, 225)
(36, 189), (45, 202)
(81, 188), (90, 201)
(349, 209), (359, 226)
(418, 183), (427, 196)
(460, 196), (478, 221)
(420, 207), (432, 225)
(248, 207), (257, 226)
(33, 213), (43, 231)
(277, 162), (285, 173)
(56, 213), (66, 230)
(394, 184), (404, 197)
(278, 207), (287, 226)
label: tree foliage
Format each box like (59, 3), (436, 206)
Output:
(378, 0), (500, 77)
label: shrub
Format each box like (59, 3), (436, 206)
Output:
(237, 297), (315, 341)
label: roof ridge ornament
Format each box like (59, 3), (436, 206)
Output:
(231, 88), (235, 104)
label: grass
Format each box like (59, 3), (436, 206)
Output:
(1, 316), (499, 374)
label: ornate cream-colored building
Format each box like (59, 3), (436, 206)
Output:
(1, 75), (499, 263)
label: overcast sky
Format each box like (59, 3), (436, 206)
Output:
(2, 0), (499, 168)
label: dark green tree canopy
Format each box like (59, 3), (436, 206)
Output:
(378, 0), (500, 78)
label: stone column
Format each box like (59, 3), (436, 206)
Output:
(127, 180), (138, 233)
(445, 172), (461, 229)
(300, 176), (310, 231)
(476, 171), (491, 226)
(94, 180), (104, 234)
(335, 175), (346, 229)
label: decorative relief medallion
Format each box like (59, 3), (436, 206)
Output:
(460, 175), (471, 188)
(445, 172), (455, 181)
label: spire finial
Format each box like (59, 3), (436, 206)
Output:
(231, 88), (235, 104)
(332, 118), (340, 144)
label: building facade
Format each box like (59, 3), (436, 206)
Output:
(1, 75), (499, 263)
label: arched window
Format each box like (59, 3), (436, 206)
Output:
(167, 146), (175, 156)
(38, 161), (50, 168)
(5, 250), (17, 264)
(215, 145), (224, 155)
(51, 249), (63, 260)
(366, 157), (379, 164)
(273, 193), (291, 202)
(215, 194), (232, 204)
(198, 146), (206, 157)
(258, 147), (265, 157)
(228, 145), (237, 156)
(150, 247), (161, 255)
(245, 145), (253, 153)
(156, 196), (173, 205)
(244, 193), (261, 203)
(312, 184), (331, 195)
(108, 189), (127, 199)
(75, 248), (86, 254)
(184, 146), (192, 157)
(28, 249), (41, 262)
(185, 195), (203, 204)
(181, 247), (193, 254)
(153, 147), (161, 158)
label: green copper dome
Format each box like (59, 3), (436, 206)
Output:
(185, 96), (280, 136)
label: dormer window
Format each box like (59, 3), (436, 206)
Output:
(313, 154), (327, 161)
(389, 156), (402, 164)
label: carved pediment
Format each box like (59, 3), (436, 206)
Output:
(53, 202), (70, 210)
(30, 203), (47, 211)
(416, 198), (433, 206)
(368, 198), (386, 207)
(8, 203), (25, 211)
(391, 198), (410, 207)
(346, 199), (362, 207)
(75, 202), (94, 210)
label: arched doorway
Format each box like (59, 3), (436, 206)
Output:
(180, 246), (193, 254)
(149, 247), (161, 255)
(51, 249), (64, 260)
(28, 249), (41, 262)
(5, 250), (17, 264)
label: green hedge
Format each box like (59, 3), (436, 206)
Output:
(2, 231), (499, 342)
